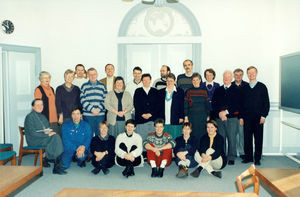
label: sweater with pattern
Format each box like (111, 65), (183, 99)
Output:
(143, 132), (176, 148)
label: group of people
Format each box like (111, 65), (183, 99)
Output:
(24, 59), (270, 179)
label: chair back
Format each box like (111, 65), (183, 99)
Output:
(236, 164), (260, 195)
(18, 126), (25, 153)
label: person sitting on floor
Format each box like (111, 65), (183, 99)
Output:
(115, 119), (143, 178)
(61, 107), (92, 170)
(90, 121), (115, 175)
(143, 118), (176, 178)
(174, 122), (198, 178)
(190, 120), (227, 179)
(24, 99), (66, 175)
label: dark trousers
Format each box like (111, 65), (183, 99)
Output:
(92, 153), (114, 169)
(116, 143), (142, 167)
(244, 115), (264, 162)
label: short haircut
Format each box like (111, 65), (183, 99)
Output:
(182, 122), (192, 130)
(105, 64), (114, 70)
(99, 121), (109, 128)
(206, 120), (218, 130)
(162, 65), (171, 72)
(247, 66), (257, 73)
(183, 59), (193, 66)
(233, 68), (244, 74)
(75, 64), (85, 70)
(166, 73), (176, 81)
(71, 106), (82, 114)
(31, 99), (43, 107)
(114, 76), (125, 89)
(39, 71), (51, 81)
(133, 66), (142, 72)
(64, 69), (74, 78)
(191, 72), (202, 81)
(87, 67), (97, 73)
(154, 118), (165, 126)
(204, 68), (216, 80)
(141, 73), (152, 80)
(125, 119), (136, 127)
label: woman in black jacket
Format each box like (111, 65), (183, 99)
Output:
(190, 120), (227, 179)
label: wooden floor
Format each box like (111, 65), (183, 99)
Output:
(55, 188), (258, 197)
(0, 166), (42, 197)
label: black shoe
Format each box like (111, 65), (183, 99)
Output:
(211, 171), (222, 179)
(190, 166), (202, 178)
(122, 166), (131, 178)
(254, 160), (261, 166)
(53, 167), (67, 175)
(158, 167), (164, 178)
(79, 161), (86, 168)
(151, 167), (158, 178)
(102, 168), (110, 175)
(242, 159), (253, 164)
(42, 157), (51, 168)
(129, 166), (135, 176)
(228, 160), (235, 165)
(91, 168), (101, 175)
(240, 155), (246, 160)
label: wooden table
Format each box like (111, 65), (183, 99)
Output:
(255, 168), (300, 197)
(0, 166), (43, 197)
(55, 188), (258, 197)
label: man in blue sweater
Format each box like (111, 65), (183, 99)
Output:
(61, 107), (92, 169)
(80, 67), (107, 136)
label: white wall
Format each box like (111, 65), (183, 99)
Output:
(1, 0), (300, 101)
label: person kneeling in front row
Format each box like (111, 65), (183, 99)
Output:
(144, 118), (176, 178)
(115, 119), (143, 178)
(90, 121), (115, 175)
(61, 107), (92, 170)
(191, 120), (227, 179)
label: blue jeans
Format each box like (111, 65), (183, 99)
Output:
(83, 115), (105, 136)
(61, 149), (88, 169)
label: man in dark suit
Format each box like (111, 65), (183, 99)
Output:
(240, 66), (270, 165)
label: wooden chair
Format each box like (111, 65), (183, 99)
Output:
(18, 126), (45, 166)
(236, 164), (260, 195)
(0, 143), (13, 152)
(0, 151), (16, 165)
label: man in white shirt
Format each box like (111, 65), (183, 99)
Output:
(72, 64), (88, 89)
(125, 67), (143, 97)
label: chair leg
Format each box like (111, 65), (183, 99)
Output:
(11, 155), (16, 166)
(18, 152), (23, 166)
(39, 150), (43, 166)
(34, 153), (38, 166)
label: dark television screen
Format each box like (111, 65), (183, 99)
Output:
(280, 52), (300, 114)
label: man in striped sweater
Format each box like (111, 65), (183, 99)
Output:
(80, 68), (107, 136)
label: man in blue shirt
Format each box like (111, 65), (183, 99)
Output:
(61, 107), (92, 169)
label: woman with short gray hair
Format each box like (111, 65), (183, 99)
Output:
(34, 71), (60, 135)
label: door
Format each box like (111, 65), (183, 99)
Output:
(1, 44), (41, 155)
(126, 44), (192, 83)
